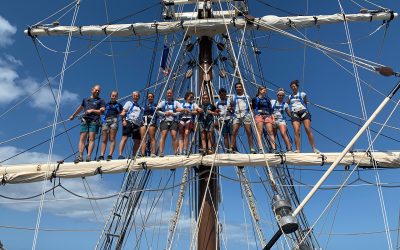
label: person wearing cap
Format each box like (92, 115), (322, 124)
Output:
(287, 80), (319, 154)
(271, 88), (292, 152)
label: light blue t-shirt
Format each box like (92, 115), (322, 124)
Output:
(157, 100), (182, 122)
(124, 101), (143, 126)
(271, 99), (289, 120)
(288, 92), (307, 112)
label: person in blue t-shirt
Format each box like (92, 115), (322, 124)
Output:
(118, 91), (143, 159)
(198, 93), (217, 155)
(252, 86), (275, 153)
(140, 92), (158, 157)
(215, 88), (232, 152)
(69, 84), (106, 163)
(98, 90), (123, 161)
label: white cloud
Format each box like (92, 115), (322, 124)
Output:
(0, 146), (116, 222)
(0, 66), (24, 104)
(0, 55), (78, 109)
(0, 16), (16, 47)
(0, 146), (63, 164)
(0, 177), (116, 223)
(21, 77), (79, 111)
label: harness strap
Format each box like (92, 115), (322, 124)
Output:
(233, 95), (249, 114)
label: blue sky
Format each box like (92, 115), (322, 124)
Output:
(1, 0), (400, 249)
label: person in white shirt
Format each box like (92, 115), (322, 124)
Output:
(227, 82), (255, 154)
(215, 88), (232, 151)
(157, 89), (183, 157)
(287, 80), (319, 154)
(118, 91), (143, 159)
(271, 88), (292, 152)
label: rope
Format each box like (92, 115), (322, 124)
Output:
(298, 96), (400, 248)
(32, 3), (80, 249)
(103, 0), (119, 92)
(337, 3), (392, 249)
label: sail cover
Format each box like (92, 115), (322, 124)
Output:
(1, 151), (399, 184)
(25, 12), (397, 37)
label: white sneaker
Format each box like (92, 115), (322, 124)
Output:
(313, 148), (321, 154)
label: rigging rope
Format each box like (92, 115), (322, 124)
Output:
(298, 96), (400, 248)
(337, 2), (393, 249)
(32, 3), (80, 250)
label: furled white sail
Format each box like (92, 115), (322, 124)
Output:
(25, 11), (397, 37)
(1, 151), (399, 184)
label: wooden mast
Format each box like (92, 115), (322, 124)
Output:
(197, 1), (218, 249)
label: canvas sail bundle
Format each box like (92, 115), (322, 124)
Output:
(26, 11), (397, 37)
(1, 151), (399, 184)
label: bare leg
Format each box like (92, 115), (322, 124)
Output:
(149, 126), (157, 155)
(292, 121), (301, 152)
(255, 122), (264, 150)
(87, 131), (96, 157)
(244, 123), (253, 150)
(78, 132), (88, 157)
(140, 126), (147, 155)
(108, 128), (117, 156)
(184, 127), (190, 152)
(132, 139), (140, 156)
(159, 130), (168, 155)
(118, 135), (128, 156)
(100, 129), (108, 156)
(207, 130), (214, 152)
(279, 124), (292, 151)
(303, 119), (317, 149)
(230, 123), (240, 150)
(266, 123), (275, 150)
(201, 131), (207, 150)
(178, 124), (184, 154)
(171, 130), (178, 155)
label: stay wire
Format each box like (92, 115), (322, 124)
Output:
(31, 38), (76, 157)
(106, 2), (160, 25)
(32, 3), (80, 249)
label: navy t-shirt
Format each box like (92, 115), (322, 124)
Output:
(82, 97), (106, 121)
(199, 103), (216, 123)
(252, 96), (272, 115)
(104, 101), (123, 118)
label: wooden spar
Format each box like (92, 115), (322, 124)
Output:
(197, 33), (219, 249)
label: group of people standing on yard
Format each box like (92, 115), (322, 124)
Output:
(69, 79), (319, 163)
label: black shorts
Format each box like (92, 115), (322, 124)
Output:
(291, 110), (311, 123)
(160, 120), (178, 131)
(122, 121), (141, 140)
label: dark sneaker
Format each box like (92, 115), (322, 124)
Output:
(97, 155), (104, 161)
(118, 155), (125, 160)
(74, 155), (83, 164)
(85, 156), (91, 162)
(107, 155), (113, 161)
